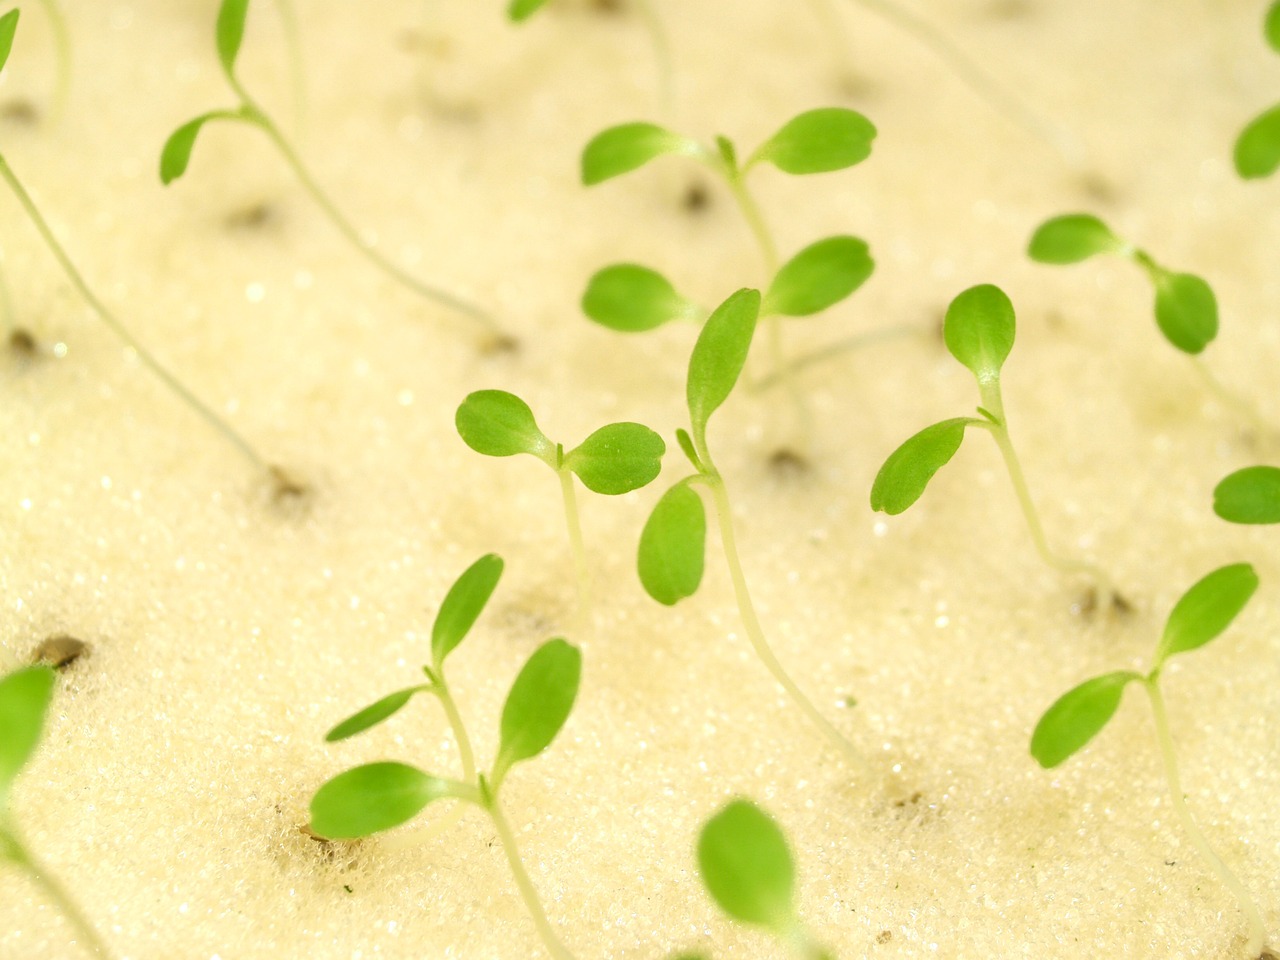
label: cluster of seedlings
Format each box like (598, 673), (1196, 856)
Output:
(3, 0), (1279, 958)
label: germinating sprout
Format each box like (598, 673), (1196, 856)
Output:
(1234, 0), (1280, 179)
(635, 289), (864, 768)
(455, 389), (665, 613)
(1031, 563), (1271, 958)
(1, 665), (115, 959)
(870, 283), (1116, 609)
(1214, 465), (1280, 524)
(310, 555), (582, 960)
(161, 0), (508, 347)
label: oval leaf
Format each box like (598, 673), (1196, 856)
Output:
(1155, 563), (1259, 665)
(508, 0), (552, 22)
(698, 799), (796, 932)
(216, 0), (251, 78)
(456, 390), (555, 462)
(1234, 104), (1280, 180)
(762, 235), (874, 317)
(496, 639), (581, 774)
(1213, 465), (1280, 524)
(0, 665), (55, 796)
(0, 9), (19, 74)
(581, 122), (693, 186)
(564, 423), (666, 495)
(309, 762), (452, 839)
(869, 418), (970, 516)
(1152, 271), (1217, 354)
(581, 264), (694, 332)
(638, 483), (706, 605)
(160, 113), (223, 186)
(1031, 671), (1138, 768)
(687, 289), (761, 442)
(325, 687), (421, 743)
(432, 554), (504, 668)
(751, 107), (877, 175)
(944, 284), (1016, 383)
(1267, 0), (1280, 52)
(1027, 214), (1124, 264)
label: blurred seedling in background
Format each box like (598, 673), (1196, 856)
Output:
(310, 554), (583, 960)
(673, 799), (833, 960)
(1234, 0), (1280, 179)
(455, 389), (665, 614)
(1, 665), (114, 958)
(0, 10), (295, 497)
(27, 0), (69, 119)
(636, 288), (864, 768)
(1028, 213), (1272, 438)
(161, 0), (510, 349)
(1031, 563), (1273, 959)
(1214, 465), (1280, 524)
(871, 284), (1117, 611)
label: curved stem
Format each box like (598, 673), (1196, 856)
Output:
(1143, 678), (1268, 957)
(270, 0), (307, 137)
(1189, 356), (1275, 442)
(0, 153), (271, 472)
(556, 467), (591, 620)
(434, 680), (477, 782)
(632, 0), (673, 113)
(3, 824), (113, 959)
(35, 0), (72, 122)
(751, 322), (924, 391)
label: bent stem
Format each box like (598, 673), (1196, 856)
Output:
(555, 464), (592, 621)
(1143, 678), (1268, 958)
(3, 823), (113, 959)
(0, 154), (272, 473)
(752, 322), (924, 391)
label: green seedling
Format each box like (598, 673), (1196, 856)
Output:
(455, 389), (665, 611)
(0, 10), (289, 492)
(161, 0), (507, 346)
(310, 555), (582, 960)
(1234, 0), (1280, 179)
(1214, 465), (1280, 524)
(1, 665), (114, 958)
(1031, 563), (1271, 958)
(871, 284), (1115, 608)
(636, 289), (863, 768)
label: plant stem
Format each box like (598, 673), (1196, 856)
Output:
(751, 322), (923, 391)
(434, 680), (477, 782)
(632, 0), (673, 112)
(556, 467), (592, 619)
(3, 824), (113, 959)
(0, 153), (272, 473)
(803, 0), (857, 84)
(1188, 356), (1274, 442)
(35, 0), (71, 122)
(1143, 678), (1268, 957)
(270, 0), (307, 137)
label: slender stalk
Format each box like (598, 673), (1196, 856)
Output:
(3, 825), (113, 959)
(1143, 678), (1268, 957)
(556, 467), (592, 618)
(434, 681), (477, 782)
(1189, 356), (1274, 442)
(752, 322), (923, 391)
(632, 0), (673, 112)
(269, 0), (307, 137)
(0, 154), (271, 472)
(34, 0), (71, 122)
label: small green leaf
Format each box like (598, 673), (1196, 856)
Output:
(1234, 105), (1280, 180)
(508, 0), (552, 22)
(869, 418), (971, 516)
(1027, 214), (1125, 264)
(638, 483), (706, 605)
(687, 289), (761, 443)
(0, 666), (56, 798)
(698, 799), (797, 932)
(1152, 271), (1218, 354)
(0, 9), (19, 74)
(432, 554), (504, 668)
(750, 108), (877, 175)
(325, 687), (423, 743)
(216, 0), (251, 79)
(496, 639), (581, 776)
(1213, 465), (1280, 524)
(944, 284), (1016, 383)
(564, 423), (666, 495)
(1266, 0), (1280, 52)
(1154, 563), (1259, 665)
(581, 265), (695, 332)
(581, 123), (694, 186)
(1031, 671), (1139, 768)
(160, 113), (225, 186)
(309, 762), (454, 839)
(455, 390), (555, 463)
(675, 428), (701, 470)
(762, 236), (874, 317)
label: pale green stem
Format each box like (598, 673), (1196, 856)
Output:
(632, 0), (673, 113)
(434, 680), (477, 782)
(556, 467), (592, 621)
(3, 823), (113, 959)
(270, 0), (307, 137)
(1143, 678), (1268, 957)
(35, 0), (71, 122)
(1189, 356), (1274, 442)
(0, 153), (271, 472)
(751, 322), (924, 391)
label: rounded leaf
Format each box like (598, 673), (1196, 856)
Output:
(581, 123), (693, 186)
(0, 9), (19, 74)
(1234, 104), (1280, 180)
(216, 0), (251, 78)
(455, 390), (555, 462)
(944, 284), (1016, 383)
(1027, 214), (1124, 264)
(762, 236), (874, 317)
(1155, 563), (1259, 665)
(0, 665), (56, 796)
(638, 483), (706, 605)
(508, 0), (551, 21)
(325, 687), (421, 743)
(432, 554), (504, 667)
(581, 264), (695, 332)
(1213, 465), (1280, 524)
(869, 418), (970, 516)
(698, 799), (797, 932)
(1152, 271), (1217, 354)
(687, 289), (761, 442)
(751, 108), (877, 175)
(564, 423), (666, 495)
(1267, 0), (1280, 52)
(309, 762), (452, 839)
(496, 639), (581, 774)
(1031, 671), (1139, 768)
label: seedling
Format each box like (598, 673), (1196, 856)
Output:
(636, 289), (863, 768)
(871, 284), (1115, 608)
(0, 10), (290, 493)
(1214, 465), (1280, 524)
(0, 665), (114, 958)
(455, 389), (665, 612)
(1234, 0), (1280, 179)
(161, 0), (507, 347)
(1031, 563), (1271, 958)
(309, 555), (582, 960)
